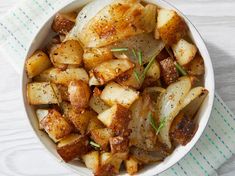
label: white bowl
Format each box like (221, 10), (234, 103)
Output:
(21, 0), (215, 175)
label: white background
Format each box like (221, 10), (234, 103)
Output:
(0, 0), (235, 175)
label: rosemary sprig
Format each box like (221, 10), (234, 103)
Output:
(137, 51), (143, 65)
(132, 48), (137, 59)
(142, 55), (156, 80)
(90, 141), (100, 148)
(175, 62), (188, 76)
(133, 70), (141, 83)
(110, 47), (129, 52)
(148, 112), (166, 135)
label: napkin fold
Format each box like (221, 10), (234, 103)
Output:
(0, 0), (234, 175)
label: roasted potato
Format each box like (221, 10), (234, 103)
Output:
(109, 136), (129, 153)
(83, 47), (113, 70)
(40, 109), (72, 142)
(97, 104), (131, 135)
(160, 57), (179, 85)
(100, 82), (139, 108)
(141, 4), (157, 33)
(57, 134), (89, 162)
(125, 156), (139, 175)
(68, 80), (90, 110)
(91, 128), (114, 150)
(157, 9), (188, 45)
(146, 60), (161, 80)
(50, 40), (83, 65)
(69, 109), (96, 135)
(92, 59), (135, 85)
(52, 12), (76, 34)
(86, 116), (105, 134)
(172, 39), (197, 66)
(89, 92), (110, 114)
(27, 82), (62, 105)
(186, 53), (205, 76)
(82, 151), (100, 173)
(36, 109), (49, 130)
(57, 84), (69, 101)
(34, 68), (89, 85)
(25, 50), (52, 78)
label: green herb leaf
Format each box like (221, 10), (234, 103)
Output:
(132, 48), (137, 59)
(148, 112), (166, 135)
(137, 51), (143, 65)
(142, 55), (156, 80)
(133, 70), (141, 83)
(90, 141), (100, 148)
(175, 62), (188, 76)
(111, 48), (129, 52)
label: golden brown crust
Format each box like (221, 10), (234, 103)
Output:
(91, 128), (114, 150)
(40, 109), (72, 141)
(160, 57), (179, 86)
(52, 13), (75, 35)
(95, 164), (116, 176)
(158, 13), (188, 46)
(57, 135), (89, 162)
(109, 136), (129, 153)
(186, 53), (205, 76)
(68, 80), (91, 110)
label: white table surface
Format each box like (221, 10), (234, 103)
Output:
(0, 0), (234, 176)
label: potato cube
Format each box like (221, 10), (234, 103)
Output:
(91, 128), (113, 150)
(83, 47), (113, 70)
(125, 156), (139, 175)
(36, 109), (49, 130)
(68, 80), (90, 109)
(89, 76), (101, 86)
(92, 59), (134, 85)
(27, 82), (62, 105)
(57, 84), (69, 101)
(146, 60), (161, 80)
(97, 104), (131, 135)
(57, 134), (89, 162)
(50, 40), (83, 65)
(34, 68), (89, 85)
(52, 12), (76, 35)
(109, 136), (129, 153)
(100, 82), (139, 108)
(160, 57), (179, 85)
(25, 50), (52, 78)
(82, 151), (100, 173)
(86, 116), (104, 134)
(157, 9), (188, 45)
(186, 54), (205, 76)
(172, 39), (197, 66)
(40, 109), (72, 142)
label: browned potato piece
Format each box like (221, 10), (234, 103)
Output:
(125, 156), (139, 175)
(40, 109), (72, 142)
(95, 164), (115, 176)
(82, 151), (100, 173)
(69, 109), (97, 135)
(157, 9), (188, 45)
(50, 40), (83, 65)
(92, 59), (135, 85)
(52, 13), (76, 35)
(25, 50), (52, 78)
(97, 104), (131, 135)
(186, 54), (205, 76)
(36, 109), (49, 130)
(86, 116), (105, 134)
(83, 47), (113, 70)
(57, 84), (69, 101)
(57, 134), (89, 162)
(68, 80), (90, 109)
(172, 39), (197, 66)
(91, 128), (113, 150)
(34, 68), (89, 85)
(100, 82), (139, 108)
(109, 136), (129, 153)
(160, 57), (179, 85)
(27, 82), (61, 105)
(141, 4), (157, 33)
(170, 112), (197, 146)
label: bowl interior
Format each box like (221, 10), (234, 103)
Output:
(21, 0), (215, 176)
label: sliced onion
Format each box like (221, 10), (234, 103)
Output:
(111, 33), (165, 64)
(157, 76), (192, 148)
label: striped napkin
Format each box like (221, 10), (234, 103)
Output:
(0, 0), (234, 176)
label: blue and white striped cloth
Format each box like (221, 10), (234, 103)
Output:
(0, 0), (234, 175)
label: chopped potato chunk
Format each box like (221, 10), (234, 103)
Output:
(82, 151), (100, 173)
(125, 156), (139, 175)
(25, 50), (52, 78)
(100, 82), (139, 108)
(40, 109), (72, 142)
(91, 128), (113, 150)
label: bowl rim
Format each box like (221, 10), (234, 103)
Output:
(20, 0), (215, 175)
